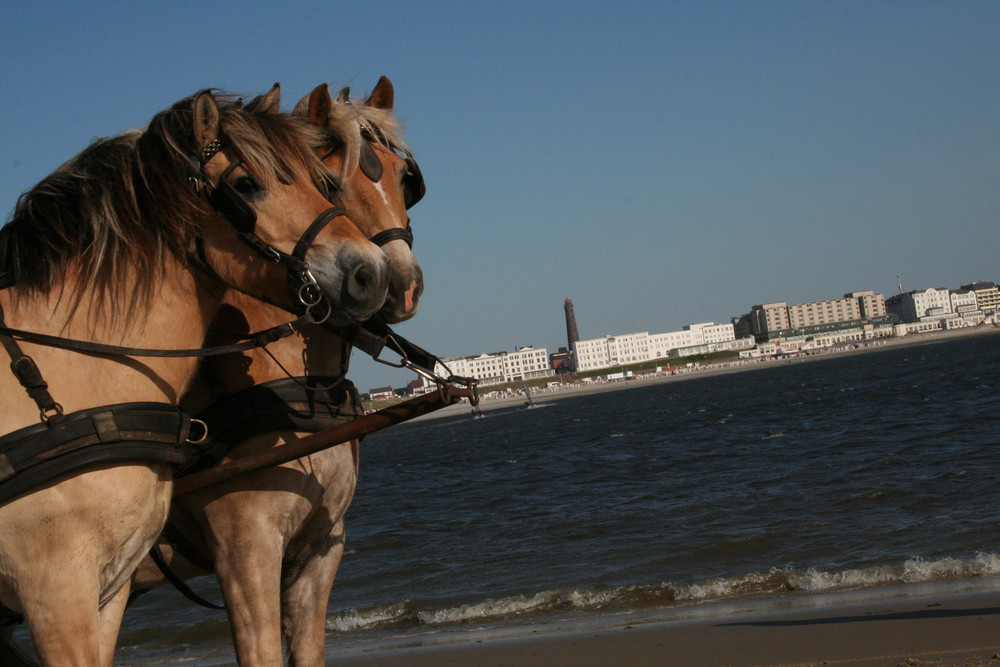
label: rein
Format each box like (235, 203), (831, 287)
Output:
(0, 306), (318, 358)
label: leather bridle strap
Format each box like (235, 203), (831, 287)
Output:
(291, 206), (346, 260)
(193, 136), (343, 312)
(0, 312), (316, 359)
(0, 304), (63, 422)
(368, 227), (413, 249)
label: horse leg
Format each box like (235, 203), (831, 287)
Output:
(20, 580), (101, 666)
(206, 512), (285, 666)
(280, 523), (345, 667)
(95, 582), (131, 667)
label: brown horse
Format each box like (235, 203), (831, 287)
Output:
(0, 86), (387, 666)
(130, 76), (423, 666)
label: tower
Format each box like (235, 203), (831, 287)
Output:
(564, 297), (579, 350)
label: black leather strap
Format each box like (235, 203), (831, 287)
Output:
(0, 313), (313, 358)
(368, 227), (413, 248)
(0, 402), (190, 505)
(0, 304), (62, 422)
(182, 377), (359, 475)
(149, 544), (224, 610)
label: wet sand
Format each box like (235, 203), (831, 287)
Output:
(330, 580), (1000, 666)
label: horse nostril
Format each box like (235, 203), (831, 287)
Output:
(354, 269), (369, 290)
(345, 256), (387, 306)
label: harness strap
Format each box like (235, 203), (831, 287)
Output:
(149, 544), (224, 610)
(181, 377), (359, 476)
(0, 304), (62, 422)
(291, 207), (344, 260)
(0, 402), (190, 505)
(0, 313), (314, 358)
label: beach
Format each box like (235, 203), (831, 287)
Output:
(415, 325), (1000, 422)
(330, 580), (1000, 666)
(336, 326), (1000, 667)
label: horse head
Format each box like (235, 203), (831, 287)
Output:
(138, 85), (390, 326)
(296, 76), (423, 324)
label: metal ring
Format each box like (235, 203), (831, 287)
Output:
(40, 403), (64, 423)
(186, 419), (209, 445)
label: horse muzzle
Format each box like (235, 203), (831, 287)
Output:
(309, 243), (390, 325)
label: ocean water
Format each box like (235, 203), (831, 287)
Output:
(108, 332), (1000, 664)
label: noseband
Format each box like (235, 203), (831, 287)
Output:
(191, 135), (343, 313)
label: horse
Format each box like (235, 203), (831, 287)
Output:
(0, 85), (388, 666)
(129, 76), (424, 666)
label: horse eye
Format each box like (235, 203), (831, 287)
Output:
(232, 176), (261, 198)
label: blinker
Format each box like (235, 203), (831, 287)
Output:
(209, 181), (257, 234)
(359, 142), (383, 183)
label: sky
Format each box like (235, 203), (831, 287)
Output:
(2, 1), (997, 391)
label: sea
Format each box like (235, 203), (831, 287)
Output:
(65, 332), (1000, 664)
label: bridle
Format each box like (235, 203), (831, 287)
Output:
(190, 134), (344, 315)
(319, 128), (425, 252)
(0, 133), (352, 384)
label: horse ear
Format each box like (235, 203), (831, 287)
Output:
(193, 90), (221, 149)
(295, 83), (331, 127)
(365, 76), (394, 110)
(256, 83), (282, 114)
(337, 86), (351, 103)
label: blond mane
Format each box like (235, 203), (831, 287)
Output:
(5, 91), (329, 318)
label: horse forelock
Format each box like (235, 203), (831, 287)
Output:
(327, 93), (409, 181)
(221, 105), (331, 190)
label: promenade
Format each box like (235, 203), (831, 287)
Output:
(411, 325), (1000, 421)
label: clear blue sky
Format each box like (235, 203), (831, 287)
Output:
(2, 2), (997, 391)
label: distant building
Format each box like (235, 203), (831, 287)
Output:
(549, 347), (573, 373)
(573, 322), (748, 372)
(747, 291), (889, 340)
(424, 345), (554, 388)
(961, 281), (1000, 312)
(368, 386), (395, 401)
(950, 289), (979, 315)
(885, 288), (953, 322)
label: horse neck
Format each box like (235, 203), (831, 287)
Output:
(179, 291), (349, 416)
(0, 260), (219, 430)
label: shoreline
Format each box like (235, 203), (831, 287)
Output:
(329, 578), (1000, 666)
(408, 324), (1000, 423)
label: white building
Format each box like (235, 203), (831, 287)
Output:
(425, 345), (553, 388)
(950, 289), (979, 315)
(886, 288), (953, 322)
(573, 322), (740, 372)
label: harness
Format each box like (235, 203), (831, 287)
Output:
(137, 376), (363, 610)
(181, 376), (361, 476)
(0, 132), (343, 505)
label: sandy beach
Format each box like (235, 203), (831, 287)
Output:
(330, 580), (1000, 666)
(412, 325), (1000, 422)
(329, 581), (1000, 666)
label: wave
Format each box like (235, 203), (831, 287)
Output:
(326, 552), (1000, 634)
